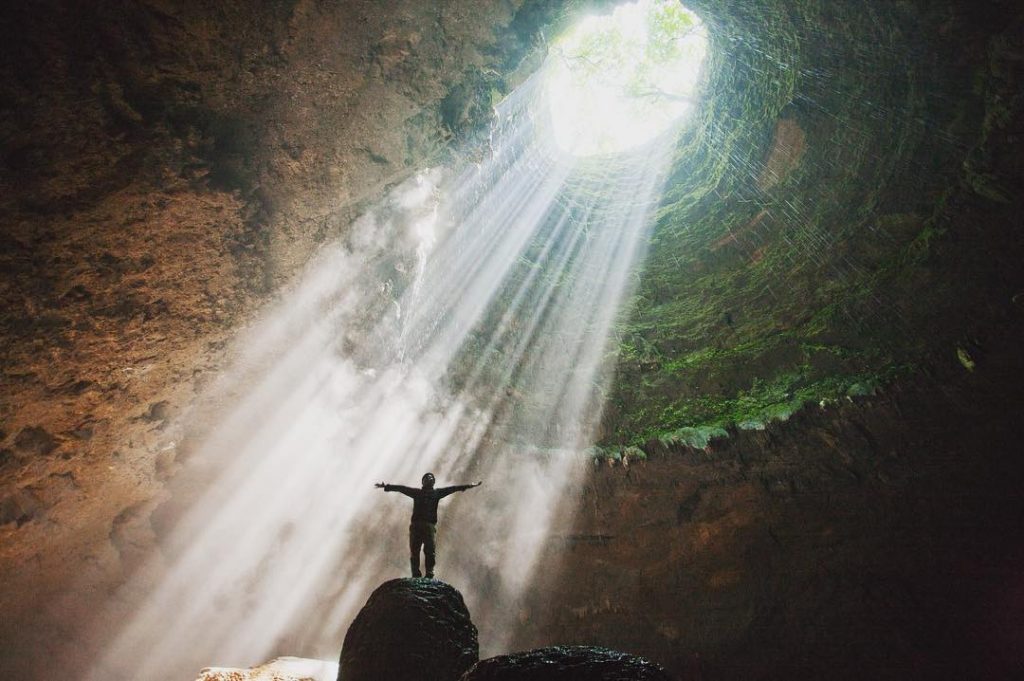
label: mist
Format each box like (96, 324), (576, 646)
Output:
(87, 55), (688, 680)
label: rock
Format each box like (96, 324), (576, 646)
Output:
(13, 426), (58, 457)
(154, 445), (178, 480)
(142, 400), (171, 424)
(196, 656), (336, 681)
(460, 646), (676, 681)
(0, 489), (42, 527)
(63, 379), (94, 395)
(61, 284), (92, 302)
(339, 578), (478, 681)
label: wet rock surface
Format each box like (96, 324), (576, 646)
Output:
(340, 578), (479, 681)
(461, 646), (675, 681)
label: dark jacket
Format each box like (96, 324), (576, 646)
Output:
(383, 484), (474, 524)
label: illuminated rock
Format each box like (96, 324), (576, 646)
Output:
(195, 657), (337, 681)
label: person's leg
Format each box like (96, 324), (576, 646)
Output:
(424, 524), (436, 578)
(409, 524), (423, 578)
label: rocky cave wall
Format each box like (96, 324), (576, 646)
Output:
(600, 0), (1024, 447)
(511, 1), (1024, 679)
(512, 1), (1023, 678)
(1, 0), (1023, 679)
(0, 1), (556, 676)
(514, 353), (1024, 679)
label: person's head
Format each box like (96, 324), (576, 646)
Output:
(421, 472), (435, 489)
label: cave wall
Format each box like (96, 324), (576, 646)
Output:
(601, 0), (1024, 446)
(519, 1), (1023, 678)
(482, 0), (1023, 677)
(516, 341), (1024, 679)
(0, 1), (554, 676)
(0, 0), (1022, 678)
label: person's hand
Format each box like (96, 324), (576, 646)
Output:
(374, 482), (386, 489)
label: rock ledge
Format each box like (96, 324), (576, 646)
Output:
(460, 645), (675, 681)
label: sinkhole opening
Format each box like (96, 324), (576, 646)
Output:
(543, 0), (708, 157)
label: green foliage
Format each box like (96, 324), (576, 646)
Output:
(623, 445), (647, 461)
(647, 2), (696, 61)
(592, 0), (982, 451)
(524, 0), (1012, 457)
(566, 23), (627, 82)
(658, 425), (728, 449)
(956, 346), (976, 372)
(845, 378), (881, 397)
(552, 0), (702, 104)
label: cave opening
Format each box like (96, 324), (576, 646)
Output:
(541, 0), (708, 156)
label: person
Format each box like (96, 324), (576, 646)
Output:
(375, 473), (481, 578)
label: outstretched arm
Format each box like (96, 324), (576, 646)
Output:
(375, 483), (418, 497)
(436, 481), (482, 498)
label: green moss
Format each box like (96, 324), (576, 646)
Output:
(956, 346), (976, 372)
(659, 425), (729, 449)
(845, 379), (880, 398)
(586, 0), (1010, 452)
(623, 445), (647, 461)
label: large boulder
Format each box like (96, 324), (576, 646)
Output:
(339, 578), (478, 681)
(460, 646), (675, 681)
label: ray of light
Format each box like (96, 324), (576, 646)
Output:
(87, 7), (704, 677)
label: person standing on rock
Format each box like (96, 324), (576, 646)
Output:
(375, 473), (481, 578)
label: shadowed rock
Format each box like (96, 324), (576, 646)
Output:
(0, 489), (41, 527)
(13, 426), (57, 458)
(460, 646), (676, 681)
(339, 578), (478, 681)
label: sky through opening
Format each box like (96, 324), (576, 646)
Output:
(544, 0), (708, 156)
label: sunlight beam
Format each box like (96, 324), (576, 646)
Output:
(86, 5), (706, 678)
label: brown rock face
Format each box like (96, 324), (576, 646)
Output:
(340, 578), (479, 681)
(757, 118), (805, 190)
(511, 339), (1024, 681)
(0, 1), (547, 677)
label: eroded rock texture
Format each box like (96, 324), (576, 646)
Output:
(512, 333), (1024, 680)
(0, 1), (549, 677)
(461, 646), (675, 681)
(340, 578), (479, 681)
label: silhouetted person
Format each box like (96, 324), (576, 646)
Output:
(375, 473), (481, 578)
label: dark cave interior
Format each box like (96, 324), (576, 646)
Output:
(1, 1), (1023, 679)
